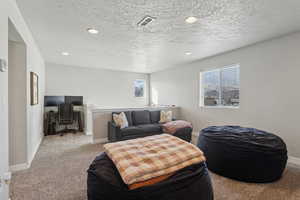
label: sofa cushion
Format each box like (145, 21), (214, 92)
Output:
(112, 111), (133, 126)
(137, 124), (162, 134)
(120, 124), (162, 136)
(124, 111), (133, 126)
(150, 111), (160, 124)
(120, 126), (143, 136)
(132, 110), (151, 125)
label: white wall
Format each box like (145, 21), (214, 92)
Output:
(46, 63), (149, 107)
(8, 0), (45, 168)
(0, 0), (9, 198)
(8, 41), (27, 166)
(151, 32), (300, 158)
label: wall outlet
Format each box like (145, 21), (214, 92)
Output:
(0, 59), (7, 72)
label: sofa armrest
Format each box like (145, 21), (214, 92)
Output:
(108, 121), (121, 142)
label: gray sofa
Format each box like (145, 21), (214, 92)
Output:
(108, 110), (192, 142)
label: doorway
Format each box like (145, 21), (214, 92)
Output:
(8, 20), (28, 171)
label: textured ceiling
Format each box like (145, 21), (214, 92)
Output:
(16, 0), (300, 73)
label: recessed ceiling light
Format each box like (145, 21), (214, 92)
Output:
(87, 28), (99, 34)
(185, 16), (198, 24)
(61, 52), (70, 56)
(185, 52), (192, 55)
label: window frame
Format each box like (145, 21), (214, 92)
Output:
(133, 79), (146, 98)
(199, 64), (240, 109)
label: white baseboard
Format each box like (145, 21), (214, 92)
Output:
(27, 135), (43, 169)
(85, 131), (92, 136)
(10, 163), (30, 173)
(288, 156), (300, 168)
(93, 138), (108, 144)
(10, 135), (43, 173)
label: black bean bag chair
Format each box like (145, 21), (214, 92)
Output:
(87, 153), (214, 200)
(197, 126), (288, 183)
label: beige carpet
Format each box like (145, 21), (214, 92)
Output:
(10, 133), (300, 200)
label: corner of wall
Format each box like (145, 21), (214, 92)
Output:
(27, 133), (43, 168)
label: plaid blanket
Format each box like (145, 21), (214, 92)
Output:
(104, 134), (206, 185)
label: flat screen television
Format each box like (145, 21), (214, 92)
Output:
(65, 96), (83, 106)
(44, 96), (65, 107)
(44, 96), (83, 106)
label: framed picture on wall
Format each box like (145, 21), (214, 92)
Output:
(134, 79), (145, 97)
(30, 72), (39, 105)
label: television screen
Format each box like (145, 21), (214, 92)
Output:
(65, 96), (83, 106)
(44, 96), (65, 107)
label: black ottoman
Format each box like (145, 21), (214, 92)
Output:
(197, 126), (288, 183)
(87, 153), (214, 200)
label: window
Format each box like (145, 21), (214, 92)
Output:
(200, 65), (240, 108)
(134, 79), (145, 97)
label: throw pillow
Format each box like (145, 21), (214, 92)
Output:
(113, 112), (129, 129)
(159, 110), (172, 123)
(162, 120), (193, 134)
